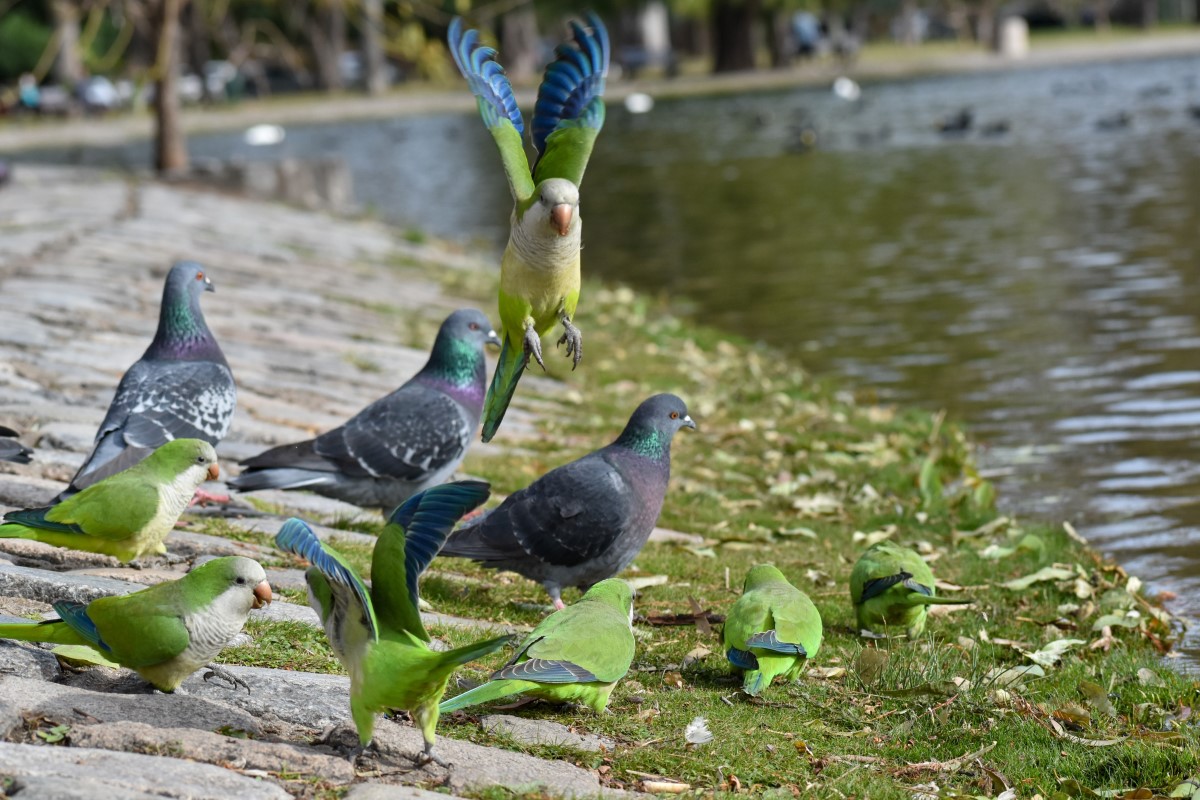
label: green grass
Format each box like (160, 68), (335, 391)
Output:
(207, 265), (1198, 798)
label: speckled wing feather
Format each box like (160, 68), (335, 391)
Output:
(70, 359), (235, 492)
(312, 385), (470, 480)
(440, 451), (633, 568)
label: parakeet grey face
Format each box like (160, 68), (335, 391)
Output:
(442, 308), (501, 349)
(536, 178), (581, 236)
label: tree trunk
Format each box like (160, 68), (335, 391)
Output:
(184, 0), (212, 102)
(308, 0), (345, 91)
(712, 0), (759, 73)
(362, 0), (386, 95)
(765, 8), (794, 68)
(499, 8), (540, 83)
(154, 0), (188, 174)
(973, 0), (996, 46)
(49, 0), (85, 88)
(1093, 0), (1111, 30)
(1140, 0), (1158, 26)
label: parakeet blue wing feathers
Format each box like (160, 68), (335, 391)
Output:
(902, 578), (934, 596)
(726, 647), (759, 670)
(275, 517), (376, 641)
(531, 13), (609, 160)
(745, 630), (807, 657)
(859, 571), (915, 602)
(494, 657), (598, 684)
(388, 480), (490, 610)
(448, 18), (523, 134)
(52, 601), (109, 652)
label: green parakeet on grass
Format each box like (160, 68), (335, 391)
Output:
(0, 555), (271, 692)
(439, 578), (634, 715)
(448, 14), (609, 442)
(274, 481), (514, 763)
(849, 542), (973, 638)
(723, 565), (823, 696)
(0, 438), (219, 563)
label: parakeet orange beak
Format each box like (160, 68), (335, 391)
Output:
(551, 204), (573, 236)
(252, 581), (272, 608)
(207, 463), (220, 481)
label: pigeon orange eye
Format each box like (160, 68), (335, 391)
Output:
(670, 411), (679, 420)
(196, 272), (204, 281)
(469, 323), (480, 330)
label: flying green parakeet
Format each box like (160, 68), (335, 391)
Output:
(439, 578), (635, 715)
(849, 542), (973, 638)
(723, 565), (823, 696)
(0, 555), (271, 692)
(274, 481), (514, 763)
(0, 438), (219, 563)
(448, 14), (610, 442)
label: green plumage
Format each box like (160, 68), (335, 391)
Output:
(439, 579), (635, 715)
(849, 542), (973, 638)
(723, 565), (823, 696)
(0, 556), (268, 691)
(275, 482), (514, 760)
(0, 439), (218, 563)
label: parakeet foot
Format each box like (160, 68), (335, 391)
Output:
(190, 488), (231, 506)
(418, 743), (450, 769)
(523, 327), (545, 371)
(202, 664), (251, 694)
(557, 317), (583, 369)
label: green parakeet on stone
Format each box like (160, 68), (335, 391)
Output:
(0, 438), (219, 563)
(723, 565), (823, 696)
(0, 555), (271, 692)
(850, 542), (972, 638)
(448, 14), (609, 442)
(274, 482), (514, 763)
(439, 578), (635, 715)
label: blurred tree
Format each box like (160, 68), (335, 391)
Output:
(362, 0), (385, 93)
(151, 0), (189, 172)
(711, 0), (760, 71)
(50, 0), (86, 86)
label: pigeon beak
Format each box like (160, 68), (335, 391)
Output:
(204, 276), (215, 293)
(682, 415), (697, 430)
(207, 463), (220, 481)
(485, 329), (502, 348)
(550, 204), (573, 236)
(252, 581), (272, 609)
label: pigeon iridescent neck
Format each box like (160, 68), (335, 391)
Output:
(614, 424), (671, 462)
(419, 334), (487, 402)
(145, 284), (223, 363)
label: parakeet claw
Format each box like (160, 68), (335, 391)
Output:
(202, 664), (251, 694)
(522, 326), (546, 371)
(557, 317), (583, 369)
(419, 743), (450, 769)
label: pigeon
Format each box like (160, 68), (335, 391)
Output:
(58, 261), (235, 501)
(0, 426), (32, 464)
(231, 309), (500, 510)
(437, 393), (695, 608)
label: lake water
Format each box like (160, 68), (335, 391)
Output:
(22, 53), (1200, 667)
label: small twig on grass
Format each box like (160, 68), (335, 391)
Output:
(892, 741), (997, 778)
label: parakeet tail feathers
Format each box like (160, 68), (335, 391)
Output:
(438, 677), (531, 714)
(0, 618), (81, 645)
(437, 632), (515, 672)
(52, 602), (107, 650)
(1, 507), (83, 536)
(481, 337), (528, 443)
(743, 670), (766, 696)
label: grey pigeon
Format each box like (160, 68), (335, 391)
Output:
(438, 393), (695, 608)
(0, 426), (32, 464)
(57, 261), (235, 500)
(230, 309), (500, 510)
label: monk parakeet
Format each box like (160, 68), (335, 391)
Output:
(850, 542), (972, 638)
(59, 262), (235, 500)
(439, 578), (634, 715)
(231, 309), (499, 509)
(723, 565), (823, 696)
(0, 438), (219, 563)
(275, 481), (514, 762)
(448, 14), (609, 442)
(438, 394), (694, 609)
(0, 555), (271, 692)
